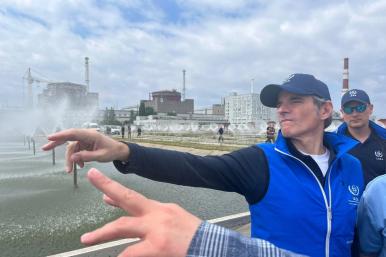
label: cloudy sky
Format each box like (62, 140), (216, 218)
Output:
(0, 0), (385, 118)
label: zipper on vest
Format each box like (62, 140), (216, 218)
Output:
(325, 206), (332, 257)
(325, 164), (334, 257)
(275, 148), (332, 257)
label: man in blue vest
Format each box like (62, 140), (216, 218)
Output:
(336, 89), (386, 257)
(43, 73), (364, 257)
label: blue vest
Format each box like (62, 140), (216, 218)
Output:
(250, 132), (364, 257)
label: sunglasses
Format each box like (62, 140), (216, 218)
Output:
(343, 104), (367, 114)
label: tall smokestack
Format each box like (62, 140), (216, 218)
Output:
(85, 57), (90, 92)
(27, 67), (33, 108)
(250, 78), (254, 94)
(342, 57), (349, 95)
(182, 69), (186, 101)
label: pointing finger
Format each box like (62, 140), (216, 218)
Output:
(41, 140), (67, 151)
(81, 216), (145, 246)
(87, 169), (153, 216)
(103, 194), (120, 207)
(47, 128), (98, 143)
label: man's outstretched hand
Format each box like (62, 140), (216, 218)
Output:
(42, 129), (129, 172)
(82, 168), (202, 257)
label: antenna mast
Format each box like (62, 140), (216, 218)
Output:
(27, 68), (33, 108)
(182, 69), (186, 101)
(85, 57), (90, 92)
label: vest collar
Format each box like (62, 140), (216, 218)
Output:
(275, 130), (358, 160)
(337, 120), (386, 139)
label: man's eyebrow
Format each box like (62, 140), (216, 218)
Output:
(289, 95), (305, 100)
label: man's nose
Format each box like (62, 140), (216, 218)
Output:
(277, 103), (289, 113)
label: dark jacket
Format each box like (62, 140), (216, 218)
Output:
(337, 121), (386, 185)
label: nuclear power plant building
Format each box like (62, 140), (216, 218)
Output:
(37, 82), (99, 110)
(141, 89), (194, 114)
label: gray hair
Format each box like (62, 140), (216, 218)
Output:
(312, 96), (332, 129)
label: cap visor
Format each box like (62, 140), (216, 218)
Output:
(342, 99), (369, 107)
(260, 84), (282, 108)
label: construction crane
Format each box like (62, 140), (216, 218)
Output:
(22, 68), (53, 108)
(22, 58), (89, 108)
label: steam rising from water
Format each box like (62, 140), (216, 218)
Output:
(0, 99), (98, 140)
(135, 120), (274, 135)
(0, 106), (248, 256)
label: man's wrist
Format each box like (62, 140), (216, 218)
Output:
(115, 142), (130, 161)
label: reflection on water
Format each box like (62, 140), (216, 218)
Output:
(0, 137), (247, 257)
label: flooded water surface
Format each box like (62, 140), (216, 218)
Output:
(0, 138), (247, 257)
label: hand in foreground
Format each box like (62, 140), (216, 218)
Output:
(82, 168), (201, 257)
(42, 129), (129, 172)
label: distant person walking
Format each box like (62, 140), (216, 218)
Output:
(128, 125), (131, 140)
(218, 126), (224, 143)
(137, 127), (142, 137)
(265, 121), (276, 143)
(121, 125), (125, 139)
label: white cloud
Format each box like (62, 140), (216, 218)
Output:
(178, 0), (253, 11)
(0, 0), (385, 118)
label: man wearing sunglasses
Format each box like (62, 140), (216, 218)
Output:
(337, 89), (386, 185)
(337, 89), (386, 257)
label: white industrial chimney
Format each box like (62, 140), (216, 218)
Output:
(182, 69), (186, 101)
(85, 57), (90, 92)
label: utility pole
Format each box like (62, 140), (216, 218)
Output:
(182, 69), (186, 101)
(27, 68), (34, 108)
(85, 57), (90, 92)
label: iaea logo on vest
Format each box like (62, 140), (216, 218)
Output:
(348, 185), (360, 196)
(348, 185), (360, 205)
(375, 150), (383, 160)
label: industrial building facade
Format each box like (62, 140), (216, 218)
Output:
(141, 90), (194, 114)
(36, 82), (99, 128)
(37, 82), (99, 110)
(224, 92), (276, 126)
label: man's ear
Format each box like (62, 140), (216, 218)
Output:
(339, 108), (344, 119)
(368, 104), (374, 115)
(320, 101), (333, 120)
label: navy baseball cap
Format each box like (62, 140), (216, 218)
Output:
(260, 73), (331, 108)
(341, 89), (370, 107)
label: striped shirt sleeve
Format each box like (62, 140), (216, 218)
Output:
(187, 222), (306, 257)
